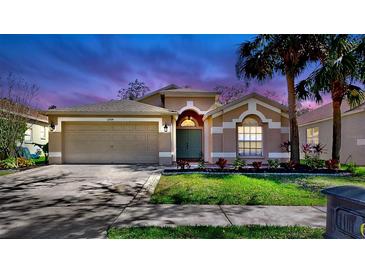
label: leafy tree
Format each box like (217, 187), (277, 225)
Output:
(297, 34), (365, 161)
(117, 79), (150, 100)
(235, 35), (321, 163)
(215, 83), (250, 104)
(48, 105), (57, 109)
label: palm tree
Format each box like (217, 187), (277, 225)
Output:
(297, 34), (365, 162)
(236, 35), (320, 163)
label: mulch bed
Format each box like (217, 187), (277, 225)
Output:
(163, 167), (349, 175)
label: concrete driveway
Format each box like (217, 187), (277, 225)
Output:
(0, 165), (161, 239)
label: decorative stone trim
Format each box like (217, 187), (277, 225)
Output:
(211, 99), (283, 133)
(211, 152), (236, 158)
(212, 98), (288, 118)
(178, 100), (207, 115)
(357, 139), (365, 146)
(159, 152), (173, 157)
(268, 152), (290, 158)
(49, 152), (62, 157)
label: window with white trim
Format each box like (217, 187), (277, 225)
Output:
(306, 127), (319, 144)
(24, 127), (32, 142)
(237, 117), (263, 156)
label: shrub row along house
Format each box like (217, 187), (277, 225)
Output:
(47, 85), (290, 165)
(298, 101), (365, 165)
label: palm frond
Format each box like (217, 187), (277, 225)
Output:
(346, 85), (365, 109)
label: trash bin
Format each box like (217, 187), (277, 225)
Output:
(322, 186), (365, 239)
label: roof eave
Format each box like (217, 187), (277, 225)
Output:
(46, 110), (177, 116)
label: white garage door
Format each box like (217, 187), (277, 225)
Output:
(63, 122), (159, 164)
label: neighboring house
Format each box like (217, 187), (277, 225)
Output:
(298, 101), (365, 165)
(22, 112), (49, 155)
(0, 99), (49, 156)
(47, 85), (290, 165)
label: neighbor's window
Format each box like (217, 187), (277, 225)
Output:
(180, 119), (196, 127)
(24, 128), (32, 142)
(40, 126), (46, 139)
(306, 127), (319, 144)
(237, 117), (263, 156)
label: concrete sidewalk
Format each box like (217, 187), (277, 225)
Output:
(112, 204), (326, 228)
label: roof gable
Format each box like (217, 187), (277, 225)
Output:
(204, 92), (288, 119)
(137, 84), (219, 101)
(298, 101), (365, 125)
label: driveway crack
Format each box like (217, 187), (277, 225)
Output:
(108, 174), (153, 230)
(219, 205), (233, 226)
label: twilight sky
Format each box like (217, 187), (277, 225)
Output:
(0, 34), (318, 110)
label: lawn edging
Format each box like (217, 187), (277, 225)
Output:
(0, 164), (51, 177)
(162, 170), (352, 176)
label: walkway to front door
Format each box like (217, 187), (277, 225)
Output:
(176, 129), (202, 160)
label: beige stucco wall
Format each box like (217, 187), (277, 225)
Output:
(48, 114), (174, 165)
(210, 102), (289, 164)
(165, 96), (216, 112)
(299, 111), (365, 165)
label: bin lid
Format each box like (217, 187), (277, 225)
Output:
(322, 185), (365, 204)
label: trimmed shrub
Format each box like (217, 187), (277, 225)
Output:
(233, 158), (246, 170)
(177, 160), (190, 170)
(281, 160), (298, 170)
(345, 162), (357, 174)
(267, 159), (280, 169)
(302, 143), (326, 170)
(197, 158), (206, 169)
(0, 157), (34, 169)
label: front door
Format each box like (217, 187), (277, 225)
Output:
(176, 129), (202, 160)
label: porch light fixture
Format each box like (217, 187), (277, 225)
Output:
(163, 123), (168, 133)
(49, 122), (55, 132)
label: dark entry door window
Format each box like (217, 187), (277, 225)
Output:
(176, 129), (202, 159)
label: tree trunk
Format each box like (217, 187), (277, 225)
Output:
(286, 73), (300, 163)
(332, 99), (342, 161)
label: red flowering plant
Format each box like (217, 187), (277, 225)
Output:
(302, 143), (326, 170)
(215, 158), (227, 170)
(252, 161), (262, 170)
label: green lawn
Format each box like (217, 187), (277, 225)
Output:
(0, 170), (14, 176)
(151, 171), (365, 206)
(108, 226), (325, 239)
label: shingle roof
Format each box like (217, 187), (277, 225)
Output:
(204, 92), (288, 118)
(0, 99), (48, 123)
(137, 84), (219, 101)
(297, 101), (365, 125)
(46, 99), (177, 116)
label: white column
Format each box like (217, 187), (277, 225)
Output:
(172, 117), (177, 162)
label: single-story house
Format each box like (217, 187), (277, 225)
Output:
(298, 101), (365, 165)
(47, 85), (290, 165)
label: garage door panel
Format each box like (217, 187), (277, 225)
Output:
(63, 122), (159, 164)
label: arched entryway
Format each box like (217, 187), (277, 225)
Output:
(176, 109), (203, 160)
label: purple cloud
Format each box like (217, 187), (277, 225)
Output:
(0, 34), (325, 109)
